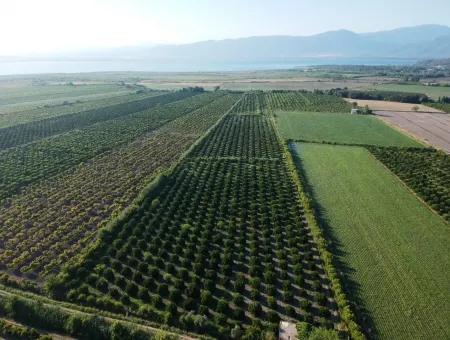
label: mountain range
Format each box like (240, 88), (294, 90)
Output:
(3, 25), (450, 63)
(85, 25), (450, 61)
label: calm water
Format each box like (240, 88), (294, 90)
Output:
(0, 58), (418, 75)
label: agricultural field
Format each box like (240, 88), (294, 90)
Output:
(374, 110), (450, 152)
(0, 83), (129, 106)
(52, 111), (349, 339)
(369, 147), (450, 221)
(372, 83), (450, 100)
(292, 143), (450, 340)
(0, 91), (220, 200)
(275, 111), (422, 147)
(264, 91), (352, 113)
(0, 90), (164, 129)
(0, 90), (191, 150)
(343, 99), (442, 112)
(0, 91), (240, 276)
(0, 80), (448, 340)
(229, 90), (352, 114)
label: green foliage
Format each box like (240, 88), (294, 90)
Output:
(0, 93), (240, 276)
(331, 88), (430, 103)
(308, 327), (340, 340)
(428, 102), (450, 113)
(265, 90), (352, 113)
(0, 91), (223, 201)
(369, 147), (450, 221)
(0, 318), (42, 339)
(56, 112), (340, 337)
(276, 111), (421, 147)
(0, 91), (188, 151)
(294, 142), (449, 340)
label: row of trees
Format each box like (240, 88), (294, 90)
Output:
(0, 94), (241, 277)
(369, 146), (449, 221)
(53, 112), (339, 338)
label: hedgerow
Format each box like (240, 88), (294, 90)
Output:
(0, 293), (172, 340)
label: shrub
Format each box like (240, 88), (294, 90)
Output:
(248, 302), (261, 316)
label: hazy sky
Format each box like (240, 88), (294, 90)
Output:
(1, 0), (449, 55)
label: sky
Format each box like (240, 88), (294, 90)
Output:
(1, 0), (449, 55)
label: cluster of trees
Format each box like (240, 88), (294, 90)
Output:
(265, 91), (352, 113)
(0, 318), (50, 340)
(0, 91), (224, 201)
(369, 147), (449, 221)
(0, 294), (173, 340)
(0, 274), (41, 294)
(0, 94), (240, 277)
(328, 88), (430, 104)
(0, 90), (195, 151)
(53, 112), (339, 338)
(230, 91), (267, 114)
(192, 114), (281, 159)
(437, 96), (450, 103)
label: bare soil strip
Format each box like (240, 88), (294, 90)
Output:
(375, 110), (450, 153)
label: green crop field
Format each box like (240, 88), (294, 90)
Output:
(372, 83), (450, 100)
(292, 143), (450, 340)
(276, 111), (422, 147)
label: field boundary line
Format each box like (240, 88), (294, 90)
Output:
(365, 150), (450, 225)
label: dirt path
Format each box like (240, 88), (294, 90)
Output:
(375, 110), (450, 153)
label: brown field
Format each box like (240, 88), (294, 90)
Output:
(139, 77), (379, 91)
(344, 98), (443, 112)
(375, 110), (450, 152)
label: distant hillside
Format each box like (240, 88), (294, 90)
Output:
(121, 25), (450, 61)
(5, 25), (450, 63)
